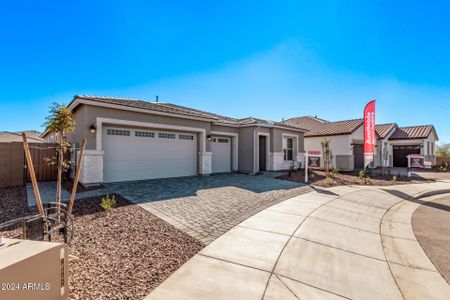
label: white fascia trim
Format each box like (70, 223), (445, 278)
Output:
(95, 117), (206, 152)
(70, 98), (218, 123)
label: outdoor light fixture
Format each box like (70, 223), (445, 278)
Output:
(89, 124), (96, 134)
(207, 134), (212, 141)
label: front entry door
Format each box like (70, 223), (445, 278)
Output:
(353, 144), (364, 169)
(259, 136), (267, 171)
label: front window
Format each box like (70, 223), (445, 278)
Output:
(283, 138), (293, 161)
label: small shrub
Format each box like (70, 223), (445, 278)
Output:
(331, 165), (339, 177)
(392, 176), (397, 183)
(358, 170), (365, 179)
(100, 194), (116, 211)
(364, 176), (371, 185)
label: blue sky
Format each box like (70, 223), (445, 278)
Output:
(1, 1), (449, 142)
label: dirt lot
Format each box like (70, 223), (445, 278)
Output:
(277, 169), (434, 187)
(0, 186), (204, 300)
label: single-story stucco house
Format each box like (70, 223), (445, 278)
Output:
(43, 95), (307, 185)
(283, 116), (438, 170)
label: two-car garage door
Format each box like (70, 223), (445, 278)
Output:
(103, 127), (197, 183)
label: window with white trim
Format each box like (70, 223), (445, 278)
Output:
(158, 132), (176, 139)
(107, 129), (130, 136)
(135, 131), (155, 138)
(179, 134), (194, 140)
(283, 138), (293, 161)
(218, 138), (229, 143)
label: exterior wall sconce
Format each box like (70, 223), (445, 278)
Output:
(207, 134), (212, 141)
(89, 124), (96, 134)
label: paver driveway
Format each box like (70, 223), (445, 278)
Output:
(145, 181), (450, 300)
(106, 173), (310, 244)
(28, 173), (310, 244)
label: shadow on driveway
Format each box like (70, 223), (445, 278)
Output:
(382, 188), (450, 212)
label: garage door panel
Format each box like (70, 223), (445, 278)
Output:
(211, 137), (231, 173)
(103, 127), (197, 182)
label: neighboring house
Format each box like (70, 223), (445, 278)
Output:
(284, 116), (365, 170)
(42, 95), (307, 185)
(284, 116), (438, 170)
(387, 125), (439, 167)
(0, 130), (43, 143)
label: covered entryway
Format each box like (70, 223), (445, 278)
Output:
(393, 145), (421, 167)
(211, 137), (231, 173)
(353, 144), (364, 169)
(259, 135), (267, 171)
(103, 127), (197, 182)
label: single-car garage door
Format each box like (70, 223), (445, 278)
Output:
(103, 127), (197, 182)
(211, 137), (231, 173)
(393, 145), (421, 167)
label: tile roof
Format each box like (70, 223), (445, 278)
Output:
(72, 95), (305, 131)
(376, 123), (397, 139)
(237, 117), (306, 131)
(389, 125), (437, 140)
(0, 131), (43, 143)
(283, 116), (363, 137)
(74, 95), (225, 121)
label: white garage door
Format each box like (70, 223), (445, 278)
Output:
(211, 137), (231, 173)
(103, 127), (197, 182)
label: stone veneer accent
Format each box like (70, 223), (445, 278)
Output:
(78, 150), (104, 185)
(198, 152), (212, 175)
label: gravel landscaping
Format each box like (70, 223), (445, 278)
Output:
(0, 186), (204, 300)
(277, 169), (434, 187)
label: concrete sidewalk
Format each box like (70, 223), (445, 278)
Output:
(145, 182), (450, 300)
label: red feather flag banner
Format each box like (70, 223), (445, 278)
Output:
(363, 100), (376, 169)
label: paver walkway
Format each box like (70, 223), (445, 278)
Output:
(27, 173), (310, 244)
(26, 181), (106, 206)
(145, 181), (450, 300)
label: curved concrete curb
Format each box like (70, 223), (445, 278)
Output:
(381, 190), (450, 300)
(145, 183), (450, 300)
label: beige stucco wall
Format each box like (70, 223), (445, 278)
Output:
(68, 104), (213, 151)
(271, 128), (305, 153)
(238, 127), (255, 173)
(210, 124), (239, 134)
(68, 104), (306, 175)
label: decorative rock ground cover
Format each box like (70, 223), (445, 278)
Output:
(278, 169), (434, 187)
(0, 186), (204, 300)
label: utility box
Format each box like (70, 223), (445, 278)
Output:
(0, 238), (68, 300)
